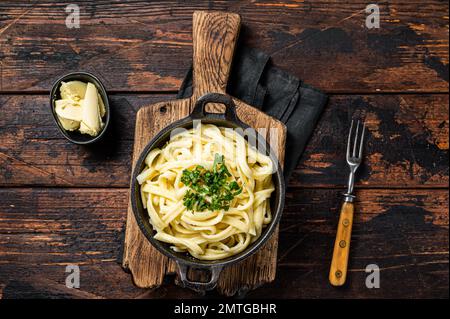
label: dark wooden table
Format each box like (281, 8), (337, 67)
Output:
(0, 1), (448, 299)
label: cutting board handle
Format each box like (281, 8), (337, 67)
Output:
(192, 11), (241, 100)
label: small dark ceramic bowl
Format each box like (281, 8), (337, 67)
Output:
(50, 72), (110, 144)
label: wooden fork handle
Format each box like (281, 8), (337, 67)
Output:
(329, 201), (354, 286)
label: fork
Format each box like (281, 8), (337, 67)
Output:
(329, 120), (366, 286)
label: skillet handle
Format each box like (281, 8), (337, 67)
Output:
(191, 92), (240, 123)
(176, 261), (223, 292)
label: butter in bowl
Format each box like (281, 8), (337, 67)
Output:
(50, 72), (110, 144)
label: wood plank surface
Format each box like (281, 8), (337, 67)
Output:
(0, 187), (447, 299)
(0, 1), (448, 93)
(1, 94), (447, 187)
(0, 0), (448, 300)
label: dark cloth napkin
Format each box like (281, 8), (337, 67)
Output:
(177, 46), (328, 182)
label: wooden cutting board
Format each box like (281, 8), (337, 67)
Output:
(122, 11), (286, 296)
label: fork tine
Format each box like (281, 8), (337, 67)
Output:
(352, 120), (360, 157)
(358, 122), (366, 159)
(346, 120), (354, 160)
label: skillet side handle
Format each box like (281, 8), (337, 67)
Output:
(191, 11), (241, 101)
(191, 92), (240, 123)
(176, 261), (223, 292)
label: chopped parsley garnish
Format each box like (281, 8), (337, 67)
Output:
(181, 154), (242, 212)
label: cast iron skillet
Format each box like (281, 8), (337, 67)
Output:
(131, 93), (285, 291)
